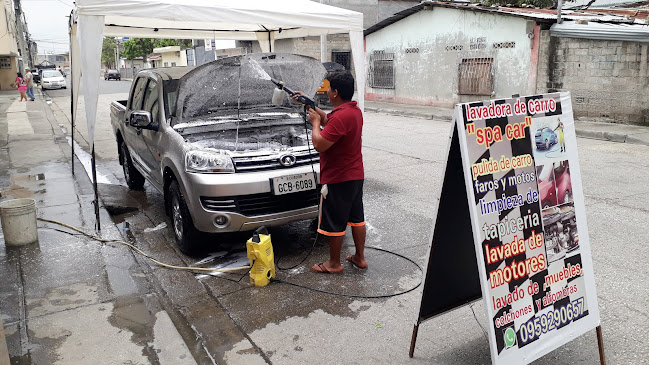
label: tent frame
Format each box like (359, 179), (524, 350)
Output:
(68, 0), (365, 231)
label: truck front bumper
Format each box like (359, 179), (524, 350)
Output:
(181, 164), (320, 233)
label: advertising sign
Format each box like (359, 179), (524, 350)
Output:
(411, 92), (601, 364)
(458, 92), (600, 364)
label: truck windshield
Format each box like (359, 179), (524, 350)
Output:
(174, 53), (327, 125)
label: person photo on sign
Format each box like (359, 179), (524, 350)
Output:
(554, 117), (566, 152)
(291, 72), (367, 274)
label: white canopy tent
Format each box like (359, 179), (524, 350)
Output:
(69, 0), (364, 229)
(71, 0), (364, 148)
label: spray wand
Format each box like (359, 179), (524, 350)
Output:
(270, 78), (316, 109)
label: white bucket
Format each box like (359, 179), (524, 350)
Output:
(0, 198), (38, 247)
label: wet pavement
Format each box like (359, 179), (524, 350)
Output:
(1, 83), (648, 365)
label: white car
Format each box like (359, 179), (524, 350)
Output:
(40, 70), (67, 90)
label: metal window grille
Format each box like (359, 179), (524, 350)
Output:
(369, 52), (395, 89)
(458, 58), (493, 95)
(332, 51), (351, 70)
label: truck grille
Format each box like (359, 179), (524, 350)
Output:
(231, 150), (319, 172)
(201, 188), (320, 216)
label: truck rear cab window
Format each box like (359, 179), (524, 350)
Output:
(130, 77), (148, 110)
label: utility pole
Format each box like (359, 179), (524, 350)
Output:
(557, 0), (564, 24)
(115, 38), (119, 69)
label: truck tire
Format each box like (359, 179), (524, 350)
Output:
(168, 180), (199, 255)
(120, 140), (145, 190)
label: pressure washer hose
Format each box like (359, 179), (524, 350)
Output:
(36, 218), (250, 273)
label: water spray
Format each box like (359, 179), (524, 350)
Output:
(271, 78), (316, 109)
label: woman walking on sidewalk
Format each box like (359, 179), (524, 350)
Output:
(15, 72), (28, 101)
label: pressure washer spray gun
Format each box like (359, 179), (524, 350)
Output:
(271, 78), (316, 110)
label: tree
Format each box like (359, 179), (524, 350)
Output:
(101, 37), (117, 68)
(122, 38), (193, 60)
(122, 38), (156, 60)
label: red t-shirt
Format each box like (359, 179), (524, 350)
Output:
(319, 101), (364, 184)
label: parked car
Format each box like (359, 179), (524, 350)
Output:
(109, 53), (326, 254)
(40, 70), (67, 90)
(535, 127), (557, 150)
(105, 69), (121, 80)
(553, 161), (572, 204)
(31, 69), (40, 84)
(536, 164), (557, 208)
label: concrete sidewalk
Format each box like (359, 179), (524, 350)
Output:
(0, 90), (197, 364)
(365, 100), (649, 146)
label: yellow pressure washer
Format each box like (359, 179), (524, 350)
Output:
(246, 226), (276, 287)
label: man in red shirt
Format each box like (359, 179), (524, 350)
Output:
(297, 72), (366, 274)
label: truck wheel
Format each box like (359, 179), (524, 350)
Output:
(168, 180), (199, 255)
(120, 141), (145, 190)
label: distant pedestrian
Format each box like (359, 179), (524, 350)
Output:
(24, 67), (35, 101)
(15, 72), (28, 102)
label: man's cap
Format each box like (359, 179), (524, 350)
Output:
(24, 67), (30, 70)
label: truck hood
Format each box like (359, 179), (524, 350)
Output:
(174, 53), (326, 125)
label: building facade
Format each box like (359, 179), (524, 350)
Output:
(0, 0), (37, 90)
(364, 2), (649, 125)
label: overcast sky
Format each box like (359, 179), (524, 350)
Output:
(22, 0), (74, 55)
(20, 0), (235, 56)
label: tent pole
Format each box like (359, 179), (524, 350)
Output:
(91, 146), (101, 231)
(69, 24), (74, 176)
(70, 62), (74, 176)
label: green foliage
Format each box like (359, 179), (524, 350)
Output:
(122, 38), (193, 60)
(122, 38), (156, 60)
(101, 37), (117, 68)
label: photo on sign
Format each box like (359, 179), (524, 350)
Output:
(532, 116), (568, 161)
(542, 202), (579, 263)
(536, 161), (573, 209)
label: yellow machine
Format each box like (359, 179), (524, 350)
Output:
(246, 227), (276, 287)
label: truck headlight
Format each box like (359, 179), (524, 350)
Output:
(185, 150), (234, 173)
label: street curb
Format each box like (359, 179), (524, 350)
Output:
(364, 107), (452, 121)
(575, 129), (649, 146)
(366, 106), (649, 147)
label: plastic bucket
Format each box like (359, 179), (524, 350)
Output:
(0, 198), (38, 247)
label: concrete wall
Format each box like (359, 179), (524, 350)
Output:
(536, 32), (649, 125)
(323, 0), (379, 29)
(0, 3), (21, 90)
(365, 7), (537, 107)
(271, 34), (351, 63)
(378, 0), (420, 22)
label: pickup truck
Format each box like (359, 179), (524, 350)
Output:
(110, 53), (326, 254)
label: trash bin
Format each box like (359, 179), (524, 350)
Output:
(0, 198), (38, 246)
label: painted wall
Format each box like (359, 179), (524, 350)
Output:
(153, 47), (188, 67)
(365, 7), (537, 107)
(0, 3), (21, 90)
(537, 32), (649, 126)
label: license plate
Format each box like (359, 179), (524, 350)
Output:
(271, 173), (316, 195)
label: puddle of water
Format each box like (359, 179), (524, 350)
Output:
(10, 173), (45, 183)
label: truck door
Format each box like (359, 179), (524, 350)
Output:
(139, 79), (163, 186)
(124, 76), (153, 179)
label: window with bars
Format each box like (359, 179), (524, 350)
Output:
(458, 58), (494, 95)
(370, 52), (395, 89)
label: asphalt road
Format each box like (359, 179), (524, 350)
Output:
(43, 78), (649, 364)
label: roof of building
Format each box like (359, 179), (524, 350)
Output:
(365, 0), (649, 36)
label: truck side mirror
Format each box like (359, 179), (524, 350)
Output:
(130, 110), (158, 131)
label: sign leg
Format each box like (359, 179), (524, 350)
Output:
(596, 325), (606, 365)
(409, 324), (419, 358)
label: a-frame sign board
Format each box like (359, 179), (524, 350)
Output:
(409, 92), (606, 365)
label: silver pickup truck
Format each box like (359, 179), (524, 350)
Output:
(110, 54), (326, 254)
